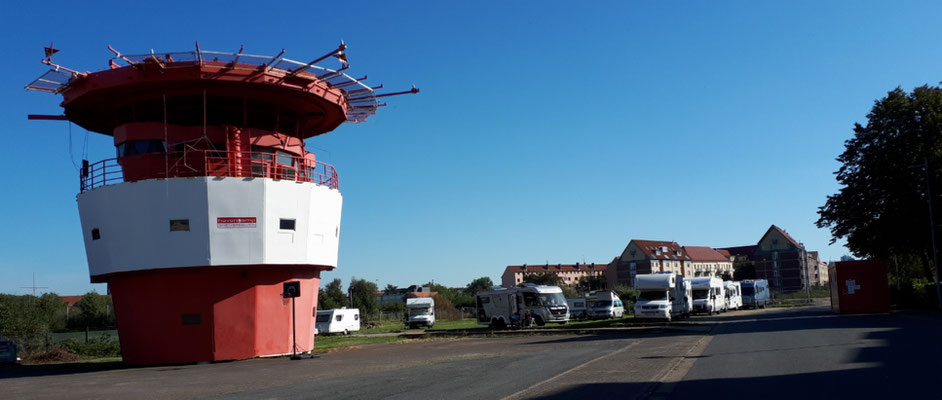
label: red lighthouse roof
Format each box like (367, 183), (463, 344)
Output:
(26, 42), (417, 138)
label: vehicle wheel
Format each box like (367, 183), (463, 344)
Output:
(344, 329), (349, 335)
(492, 318), (506, 330)
(534, 317), (545, 327)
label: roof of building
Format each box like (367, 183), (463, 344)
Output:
(715, 249), (731, 258)
(628, 240), (691, 261)
(61, 295), (84, 307)
(505, 263), (608, 274)
(767, 225), (804, 249)
(683, 246), (732, 262)
(716, 245), (758, 257)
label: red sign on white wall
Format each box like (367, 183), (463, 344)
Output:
(217, 217), (257, 229)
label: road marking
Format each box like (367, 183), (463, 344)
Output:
(501, 340), (640, 400)
(638, 332), (714, 400)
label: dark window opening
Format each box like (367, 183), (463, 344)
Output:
(116, 140), (166, 157)
(170, 219), (190, 232)
(182, 314), (202, 325)
(91, 228), (101, 240)
(280, 219), (296, 230)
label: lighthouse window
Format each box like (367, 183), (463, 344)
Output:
(91, 228), (101, 240)
(170, 219), (190, 232)
(280, 219), (296, 231)
(117, 140), (166, 157)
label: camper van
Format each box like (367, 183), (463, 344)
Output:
(406, 297), (435, 329)
(566, 297), (589, 320)
(314, 308), (360, 335)
(741, 279), (770, 309)
(682, 279), (693, 316)
(633, 273), (688, 321)
(688, 277), (725, 315)
(476, 284), (569, 328)
(587, 290), (626, 319)
(724, 281), (743, 311)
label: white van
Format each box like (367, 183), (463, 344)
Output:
(688, 277), (725, 315)
(406, 297), (435, 329)
(587, 290), (625, 319)
(633, 273), (687, 321)
(724, 281), (743, 311)
(741, 279), (770, 309)
(314, 308), (360, 335)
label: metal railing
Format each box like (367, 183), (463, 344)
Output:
(80, 150), (339, 193)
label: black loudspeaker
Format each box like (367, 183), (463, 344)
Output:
(283, 281), (301, 298)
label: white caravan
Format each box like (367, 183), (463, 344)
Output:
(741, 279), (770, 309)
(724, 281), (743, 311)
(689, 277), (725, 315)
(586, 290), (626, 319)
(406, 297), (435, 329)
(633, 273), (688, 321)
(314, 308), (360, 335)
(476, 284), (569, 328)
(567, 297), (589, 320)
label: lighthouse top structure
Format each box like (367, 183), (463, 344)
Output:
(26, 42), (418, 138)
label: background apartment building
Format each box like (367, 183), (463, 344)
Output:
(501, 263), (607, 288)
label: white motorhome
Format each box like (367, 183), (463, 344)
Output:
(566, 297), (589, 320)
(688, 277), (725, 315)
(406, 297), (435, 329)
(633, 273), (688, 321)
(682, 279), (693, 316)
(724, 281), (743, 311)
(586, 290), (626, 319)
(314, 308), (360, 335)
(741, 279), (770, 309)
(476, 284), (569, 328)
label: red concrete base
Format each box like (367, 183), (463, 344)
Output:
(105, 266), (325, 365)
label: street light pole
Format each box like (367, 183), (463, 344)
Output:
(920, 158), (942, 311)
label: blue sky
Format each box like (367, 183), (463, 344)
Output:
(2, 1), (941, 295)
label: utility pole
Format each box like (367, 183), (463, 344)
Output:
(920, 158), (942, 311)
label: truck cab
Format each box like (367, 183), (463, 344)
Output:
(741, 279), (770, 309)
(406, 297), (435, 329)
(689, 277), (725, 315)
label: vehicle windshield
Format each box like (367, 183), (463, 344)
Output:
(592, 300), (613, 308)
(638, 291), (668, 301)
(539, 293), (567, 306)
(409, 307), (430, 316)
(693, 289), (709, 300)
(741, 286), (755, 295)
(316, 314), (330, 322)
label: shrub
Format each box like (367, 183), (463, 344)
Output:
(58, 335), (121, 358)
(25, 347), (80, 363)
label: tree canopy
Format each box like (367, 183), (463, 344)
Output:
(348, 278), (379, 315)
(522, 272), (563, 286)
(817, 85), (942, 281)
(465, 277), (494, 295)
(318, 278), (348, 310)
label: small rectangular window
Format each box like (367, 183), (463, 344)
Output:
(170, 219), (190, 232)
(182, 314), (201, 325)
(91, 228), (101, 240)
(280, 219), (296, 230)
(336, 314), (343, 322)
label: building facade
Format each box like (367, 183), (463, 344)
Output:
(606, 240), (691, 288)
(501, 263), (607, 288)
(683, 246), (734, 278)
(719, 225), (810, 293)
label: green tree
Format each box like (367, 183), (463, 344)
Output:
(733, 260), (756, 281)
(384, 284), (398, 295)
(465, 277), (494, 295)
(318, 278), (347, 310)
(522, 272), (562, 286)
(73, 292), (113, 328)
(577, 275), (607, 292)
(817, 85), (942, 283)
(348, 278), (379, 316)
(560, 286), (580, 299)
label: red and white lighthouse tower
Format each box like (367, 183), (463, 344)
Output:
(27, 43), (415, 365)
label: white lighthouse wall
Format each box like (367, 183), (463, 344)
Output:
(77, 177), (342, 278)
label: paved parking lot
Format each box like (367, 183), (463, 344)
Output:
(3, 306), (936, 399)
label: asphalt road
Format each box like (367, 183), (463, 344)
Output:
(2, 306), (939, 399)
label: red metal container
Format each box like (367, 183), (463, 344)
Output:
(829, 260), (890, 314)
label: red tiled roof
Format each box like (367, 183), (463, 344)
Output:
(61, 295), (84, 307)
(505, 263), (608, 273)
(628, 240), (690, 261)
(683, 246), (731, 262)
(715, 249), (731, 258)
